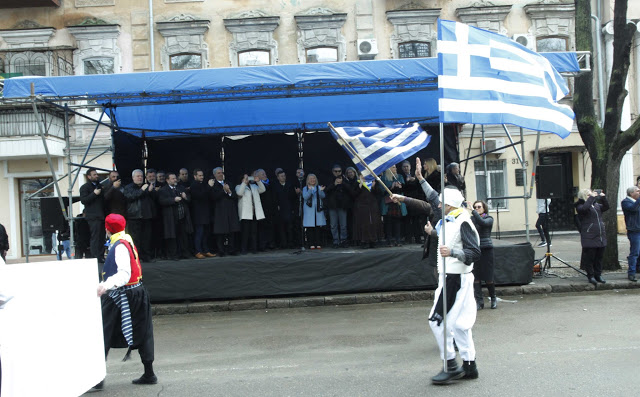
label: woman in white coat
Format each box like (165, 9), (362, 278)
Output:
(302, 174), (326, 249)
(235, 174), (266, 254)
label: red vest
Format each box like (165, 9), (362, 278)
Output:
(118, 239), (143, 285)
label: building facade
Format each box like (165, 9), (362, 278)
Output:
(0, 0), (638, 258)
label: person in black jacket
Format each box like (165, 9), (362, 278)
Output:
(256, 169), (278, 250)
(210, 167), (240, 256)
(324, 164), (353, 248)
(471, 200), (496, 309)
(575, 188), (609, 286)
(79, 168), (105, 262)
(190, 169), (215, 258)
(400, 160), (426, 244)
(272, 169), (297, 249)
(123, 169), (156, 262)
(104, 171), (127, 217)
(158, 172), (193, 260)
(73, 212), (92, 259)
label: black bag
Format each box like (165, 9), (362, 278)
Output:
(316, 188), (324, 213)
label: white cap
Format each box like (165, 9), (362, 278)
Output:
(441, 188), (465, 208)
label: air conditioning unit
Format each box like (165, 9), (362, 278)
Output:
(484, 138), (506, 154)
(512, 34), (536, 51)
(357, 39), (379, 57)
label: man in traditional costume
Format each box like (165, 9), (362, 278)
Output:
(92, 214), (157, 391)
(423, 188), (480, 384)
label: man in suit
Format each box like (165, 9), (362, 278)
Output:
(104, 170), (126, 218)
(158, 172), (193, 260)
(80, 168), (106, 262)
(210, 167), (240, 256)
(273, 169), (297, 249)
(123, 169), (156, 262)
(190, 168), (216, 258)
(178, 168), (190, 190)
(145, 168), (164, 259)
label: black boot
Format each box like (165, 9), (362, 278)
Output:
(462, 360), (479, 379)
(595, 275), (606, 284)
(132, 362), (158, 385)
(87, 380), (104, 392)
(474, 282), (484, 310)
(431, 359), (465, 385)
(487, 283), (497, 309)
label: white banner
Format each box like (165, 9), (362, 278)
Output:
(0, 259), (106, 397)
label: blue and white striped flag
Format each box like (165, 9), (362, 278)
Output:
(329, 123), (430, 189)
(437, 20), (574, 138)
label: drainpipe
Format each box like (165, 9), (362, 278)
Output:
(591, 14), (605, 126)
(149, 0), (155, 71)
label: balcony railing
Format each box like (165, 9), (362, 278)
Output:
(0, 106), (65, 139)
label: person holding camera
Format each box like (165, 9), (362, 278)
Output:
(622, 186), (640, 282)
(324, 164), (353, 248)
(575, 188), (609, 286)
(302, 174), (326, 249)
(236, 173), (266, 254)
(80, 168), (106, 262)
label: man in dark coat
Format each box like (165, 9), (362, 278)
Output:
(273, 168), (297, 249)
(145, 169), (164, 259)
(210, 167), (240, 256)
(190, 168), (215, 258)
(324, 164), (354, 248)
(158, 172), (193, 260)
(256, 169), (278, 250)
(400, 160), (426, 244)
(79, 168), (106, 262)
(104, 170), (127, 217)
(123, 169), (156, 262)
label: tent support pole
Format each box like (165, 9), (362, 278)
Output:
(481, 125), (489, 204)
(439, 122), (448, 373)
(64, 104), (75, 258)
(529, 130), (542, 198)
(519, 127), (530, 243)
(31, 86), (67, 227)
(71, 108), (106, 189)
(109, 107), (117, 170)
(23, 196), (30, 263)
(462, 124), (475, 177)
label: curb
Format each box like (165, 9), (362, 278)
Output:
(151, 279), (640, 316)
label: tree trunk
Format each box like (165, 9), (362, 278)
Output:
(600, 156), (623, 270)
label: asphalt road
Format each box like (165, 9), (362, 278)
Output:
(94, 290), (639, 397)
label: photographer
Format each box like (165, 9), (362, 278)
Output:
(236, 173), (266, 254)
(575, 188), (609, 286)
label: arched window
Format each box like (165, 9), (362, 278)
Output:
(305, 47), (338, 64)
(398, 41), (431, 59)
(170, 53), (202, 70)
(11, 52), (47, 76)
(536, 36), (568, 52)
(83, 58), (114, 75)
(238, 50), (271, 67)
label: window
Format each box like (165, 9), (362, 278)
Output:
(19, 178), (54, 256)
(11, 54), (47, 76)
(536, 36), (568, 52)
(306, 47), (338, 64)
(398, 42), (431, 58)
(170, 53), (202, 70)
(474, 160), (508, 209)
(238, 50), (270, 67)
(83, 58), (114, 75)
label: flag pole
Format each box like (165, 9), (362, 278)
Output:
(439, 121), (448, 373)
(327, 122), (395, 197)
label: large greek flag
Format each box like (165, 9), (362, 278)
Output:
(330, 123), (430, 187)
(438, 20), (574, 138)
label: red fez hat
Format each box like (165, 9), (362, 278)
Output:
(105, 214), (126, 234)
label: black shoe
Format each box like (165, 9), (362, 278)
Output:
(462, 361), (479, 379)
(588, 277), (597, 286)
(490, 296), (497, 309)
(132, 374), (157, 385)
(87, 380), (104, 392)
(332, 243), (340, 249)
(432, 359), (465, 385)
(629, 275), (637, 282)
(595, 276), (606, 284)
(476, 301), (484, 310)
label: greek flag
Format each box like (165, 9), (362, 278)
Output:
(330, 123), (430, 188)
(438, 20), (574, 138)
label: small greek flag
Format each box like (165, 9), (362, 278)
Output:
(330, 123), (430, 188)
(438, 20), (574, 138)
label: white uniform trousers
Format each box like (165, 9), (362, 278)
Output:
(429, 272), (477, 361)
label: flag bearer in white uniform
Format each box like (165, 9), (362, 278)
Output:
(424, 188), (481, 384)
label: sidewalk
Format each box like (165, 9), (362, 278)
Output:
(152, 233), (639, 316)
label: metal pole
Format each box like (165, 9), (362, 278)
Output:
(23, 196), (30, 263)
(481, 125), (489, 204)
(149, 0), (155, 72)
(109, 107), (117, 170)
(71, 108), (106, 189)
(591, 14), (606, 126)
(529, 130), (542, 198)
(31, 86), (66, 222)
(64, 104), (75, 258)
(520, 127), (530, 243)
(462, 124), (475, 177)
(439, 122), (448, 373)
